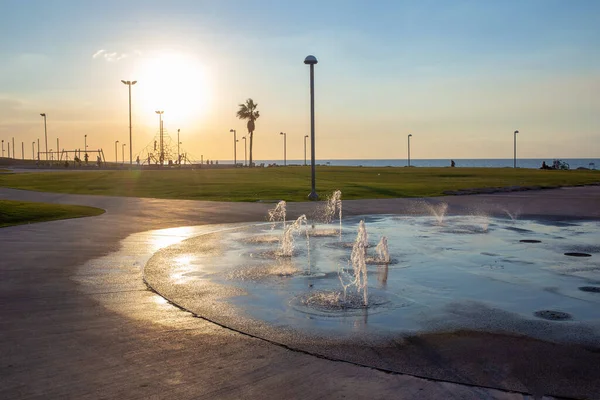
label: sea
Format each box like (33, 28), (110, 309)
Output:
(212, 158), (598, 170)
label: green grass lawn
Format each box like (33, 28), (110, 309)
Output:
(0, 167), (598, 202)
(0, 200), (105, 228)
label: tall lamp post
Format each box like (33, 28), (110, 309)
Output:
(407, 134), (413, 167)
(32, 141), (35, 160)
(229, 129), (237, 166)
(177, 129), (180, 164)
(155, 111), (164, 164)
(242, 136), (247, 166)
(305, 55), (318, 200)
(115, 140), (119, 164)
(121, 80), (137, 165)
(84, 134), (88, 154)
(40, 113), (47, 160)
(513, 130), (519, 168)
(122, 143), (126, 166)
(303, 135), (309, 166)
(1, 140), (3, 157)
(280, 132), (287, 166)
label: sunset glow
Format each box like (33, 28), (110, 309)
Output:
(135, 53), (211, 125)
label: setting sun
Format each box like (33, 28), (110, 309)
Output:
(135, 53), (210, 124)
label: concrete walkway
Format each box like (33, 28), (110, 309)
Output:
(1, 187), (599, 399)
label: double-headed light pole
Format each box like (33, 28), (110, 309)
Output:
(121, 80), (137, 165)
(280, 132), (286, 166)
(304, 55), (318, 200)
(513, 130), (519, 168)
(229, 129), (237, 166)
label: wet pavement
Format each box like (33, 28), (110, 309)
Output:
(1, 186), (599, 399)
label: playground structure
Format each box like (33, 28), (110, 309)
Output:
(37, 149), (106, 166)
(137, 126), (193, 166)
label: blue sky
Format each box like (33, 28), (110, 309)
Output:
(0, 0), (598, 161)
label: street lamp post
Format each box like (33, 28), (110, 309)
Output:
(121, 80), (137, 165)
(514, 130), (519, 168)
(304, 135), (309, 166)
(280, 132), (287, 166)
(304, 55), (318, 200)
(115, 140), (119, 165)
(229, 129), (237, 166)
(22, 142), (24, 160)
(32, 141), (35, 160)
(155, 111), (164, 164)
(40, 113), (47, 160)
(408, 134), (413, 167)
(177, 129), (180, 165)
(242, 136), (247, 166)
(1, 140), (3, 157)
(122, 143), (126, 166)
(37, 139), (40, 160)
(85, 134), (88, 153)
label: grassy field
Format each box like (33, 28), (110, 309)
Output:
(0, 167), (598, 202)
(0, 200), (105, 228)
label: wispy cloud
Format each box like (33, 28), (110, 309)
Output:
(92, 49), (131, 62)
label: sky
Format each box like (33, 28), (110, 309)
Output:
(0, 0), (598, 162)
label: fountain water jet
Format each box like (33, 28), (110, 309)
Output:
(425, 202), (448, 225)
(278, 214), (312, 273)
(268, 201), (287, 229)
(325, 190), (342, 236)
(375, 236), (390, 263)
(338, 220), (369, 306)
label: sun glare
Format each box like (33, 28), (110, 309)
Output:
(136, 53), (210, 124)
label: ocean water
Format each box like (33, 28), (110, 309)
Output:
(215, 158), (598, 170)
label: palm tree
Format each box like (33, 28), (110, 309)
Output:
(236, 99), (260, 167)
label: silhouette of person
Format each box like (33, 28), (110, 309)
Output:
(136, 156), (140, 165)
(451, 160), (455, 167)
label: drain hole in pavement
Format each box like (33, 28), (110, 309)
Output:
(534, 310), (573, 321)
(564, 252), (592, 257)
(520, 239), (541, 243)
(579, 286), (600, 293)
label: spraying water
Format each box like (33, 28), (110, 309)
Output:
(268, 201), (287, 229)
(338, 220), (369, 307)
(278, 215), (311, 273)
(375, 236), (390, 263)
(325, 190), (343, 236)
(425, 202), (448, 225)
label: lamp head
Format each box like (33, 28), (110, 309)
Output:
(229, 129), (235, 133)
(304, 55), (318, 65)
(408, 134), (412, 137)
(305, 135), (309, 138)
(40, 113), (45, 117)
(280, 132), (284, 135)
(121, 80), (128, 84)
(155, 110), (163, 114)
(131, 81), (137, 85)
(514, 130), (519, 134)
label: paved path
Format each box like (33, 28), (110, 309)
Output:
(1, 187), (599, 399)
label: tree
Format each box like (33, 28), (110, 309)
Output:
(236, 99), (260, 167)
